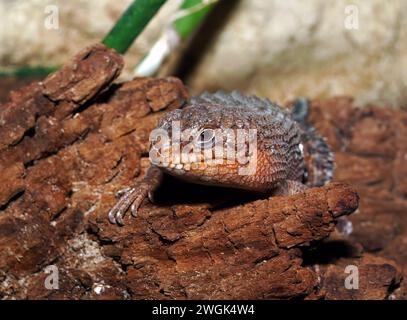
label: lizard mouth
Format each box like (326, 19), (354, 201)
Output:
(152, 147), (243, 174)
(149, 138), (257, 178)
(158, 156), (240, 172)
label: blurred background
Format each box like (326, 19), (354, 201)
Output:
(0, 0), (406, 108)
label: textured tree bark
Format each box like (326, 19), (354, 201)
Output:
(0, 44), (402, 299)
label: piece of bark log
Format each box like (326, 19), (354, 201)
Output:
(0, 44), (402, 300)
(306, 97), (407, 299)
(104, 183), (358, 300)
(318, 254), (402, 300)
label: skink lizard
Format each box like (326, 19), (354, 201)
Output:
(108, 91), (334, 225)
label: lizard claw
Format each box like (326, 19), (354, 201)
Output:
(130, 191), (148, 217)
(108, 184), (150, 225)
(131, 202), (138, 217)
(112, 209), (125, 226)
(108, 206), (122, 225)
(115, 187), (132, 199)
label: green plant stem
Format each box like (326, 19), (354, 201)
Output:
(0, 65), (58, 79)
(102, 0), (167, 54)
(173, 0), (216, 40)
(134, 0), (217, 76)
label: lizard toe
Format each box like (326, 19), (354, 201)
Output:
(115, 186), (133, 199)
(131, 202), (138, 217)
(114, 209), (125, 226)
(108, 197), (129, 225)
(108, 207), (117, 224)
(130, 190), (149, 217)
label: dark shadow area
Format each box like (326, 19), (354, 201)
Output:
(302, 240), (362, 266)
(0, 190), (24, 212)
(153, 172), (266, 209)
(173, 0), (241, 83)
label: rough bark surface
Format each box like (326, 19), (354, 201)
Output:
(306, 97), (407, 299)
(0, 44), (404, 299)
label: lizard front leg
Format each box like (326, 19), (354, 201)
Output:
(108, 166), (163, 225)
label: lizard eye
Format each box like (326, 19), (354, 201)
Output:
(195, 128), (216, 148)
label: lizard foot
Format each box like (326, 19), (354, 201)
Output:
(108, 166), (163, 226)
(108, 183), (150, 225)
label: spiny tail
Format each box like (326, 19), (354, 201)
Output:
(291, 97), (334, 187)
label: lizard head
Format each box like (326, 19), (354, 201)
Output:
(148, 94), (263, 189)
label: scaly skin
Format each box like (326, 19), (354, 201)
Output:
(108, 91), (334, 225)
